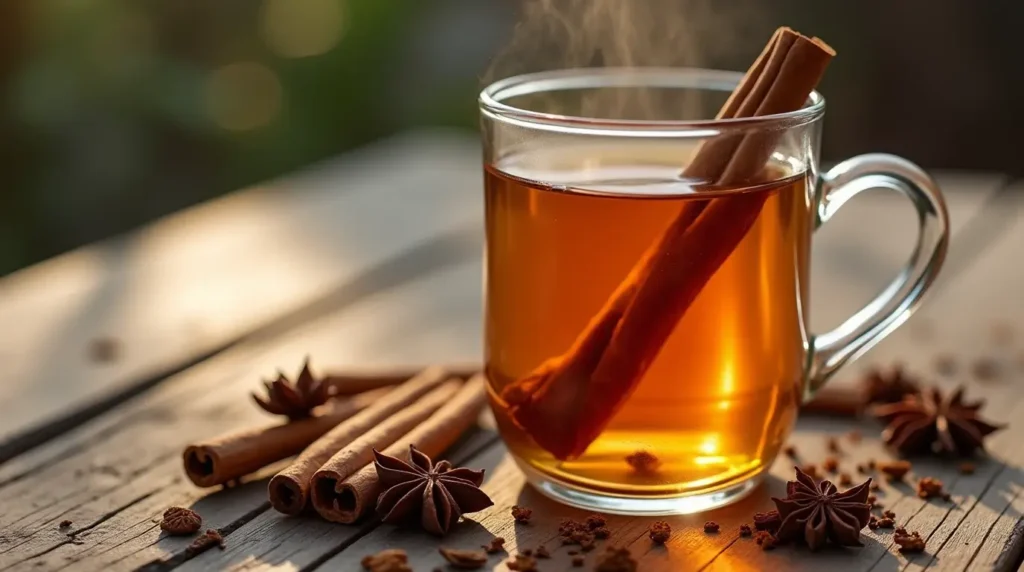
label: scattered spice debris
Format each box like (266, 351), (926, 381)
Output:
(870, 482), (881, 491)
(594, 527), (611, 539)
(521, 549), (533, 557)
(883, 510), (896, 519)
(827, 437), (841, 453)
(625, 450), (660, 473)
(917, 477), (950, 501)
(839, 472), (853, 486)
(572, 555), (585, 567)
(59, 520), (72, 529)
(186, 529), (225, 557)
(649, 521), (671, 543)
(934, 354), (957, 376)
(535, 545), (551, 559)
(894, 529), (927, 553)
(438, 547), (488, 570)
(739, 524), (753, 536)
(958, 462), (976, 475)
(877, 517), (895, 529)
(511, 505), (533, 524)
(783, 445), (798, 459)
(703, 521), (720, 534)
(895, 526), (907, 535)
(568, 550), (579, 556)
(753, 510), (781, 532)
(823, 457), (839, 473)
(594, 547), (637, 572)
(586, 514), (607, 529)
(361, 549), (411, 572)
(857, 463), (869, 474)
(754, 531), (778, 550)
(868, 459), (877, 470)
(799, 464), (819, 480)
(506, 553), (538, 572)
(972, 357), (1000, 381)
(482, 537), (505, 554)
(878, 460), (912, 481)
(160, 507), (202, 536)
(88, 337), (120, 363)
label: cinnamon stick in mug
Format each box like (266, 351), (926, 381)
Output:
(312, 374), (487, 523)
(268, 366), (452, 515)
(326, 362), (479, 397)
(500, 27), (835, 460)
(182, 389), (383, 488)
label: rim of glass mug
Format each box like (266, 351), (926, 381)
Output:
(479, 67), (825, 136)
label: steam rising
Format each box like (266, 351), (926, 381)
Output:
(485, 0), (756, 121)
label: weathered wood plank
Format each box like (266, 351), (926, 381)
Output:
(0, 260), (484, 571)
(0, 130), (486, 457)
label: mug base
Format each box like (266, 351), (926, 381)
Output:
(515, 460), (763, 516)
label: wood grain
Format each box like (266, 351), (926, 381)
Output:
(0, 130), (485, 458)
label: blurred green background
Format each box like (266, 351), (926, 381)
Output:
(2, 0), (1020, 277)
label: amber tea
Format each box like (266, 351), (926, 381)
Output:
(485, 144), (813, 499)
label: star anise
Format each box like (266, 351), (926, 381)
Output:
(861, 364), (920, 405)
(872, 386), (1004, 456)
(772, 467), (872, 551)
(252, 357), (332, 419)
(373, 445), (493, 535)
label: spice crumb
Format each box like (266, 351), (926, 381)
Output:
(894, 530), (927, 553)
(58, 520), (72, 529)
(754, 531), (777, 550)
(626, 450), (661, 473)
(593, 527), (611, 539)
(567, 550), (579, 556)
(535, 545), (551, 559)
(972, 357), (1000, 380)
(586, 514), (607, 529)
(870, 482), (881, 491)
(361, 549), (410, 572)
(753, 510), (781, 532)
(739, 524), (753, 537)
(506, 553), (538, 571)
(857, 463), (868, 474)
(867, 459), (877, 470)
(594, 547), (637, 572)
(878, 460), (912, 481)
(783, 445), (798, 459)
(823, 457), (839, 473)
(827, 437), (841, 453)
(521, 548), (533, 557)
(917, 477), (946, 500)
(958, 462), (976, 475)
(883, 510), (896, 519)
(511, 505), (532, 524)
(482, 537), (505, 554)
(703, 521), (720, 534)
(571, 555), (585, 567)
(186, 529), (225, 556)
(839, 472), (853, 486)
(800, 464), (820, 480)
(649, 521), (671, 543)
(934, 354), (957, 376)
(439, 547), (488, 570)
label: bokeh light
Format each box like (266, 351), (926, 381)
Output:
(204, 62), (283, 132)
(260, 0), (346, 58)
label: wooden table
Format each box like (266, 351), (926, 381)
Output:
(0, 130), (1021, 572)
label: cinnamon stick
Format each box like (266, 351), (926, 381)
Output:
(312, 374), (487, 523)
(501, 27), (835, 460)
(183, 390), (383, 488)
(268, 366), (453, 515)
(325, 362), (479, 397)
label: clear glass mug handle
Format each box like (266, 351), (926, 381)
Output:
(804, 154), (950, 400)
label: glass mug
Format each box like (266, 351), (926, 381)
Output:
(478, 68), (948, 514)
